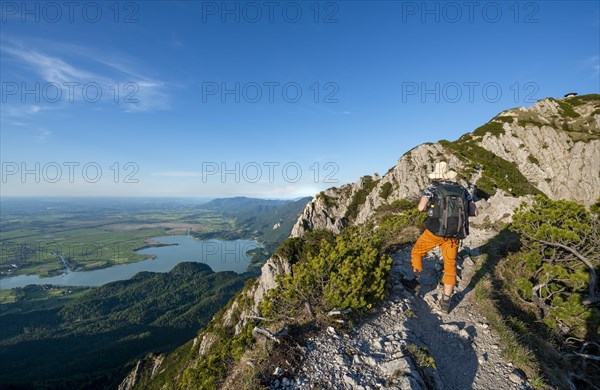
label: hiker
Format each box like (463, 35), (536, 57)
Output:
(403, 162), (478, 314)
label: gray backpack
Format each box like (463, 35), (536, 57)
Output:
(425, 182), (470, 239)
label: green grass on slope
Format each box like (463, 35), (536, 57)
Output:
(439, 139), (542, 198)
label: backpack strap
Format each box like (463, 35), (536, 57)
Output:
(440, 191), (448, 236)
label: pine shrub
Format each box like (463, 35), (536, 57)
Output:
(509, 195), (599, 338)
(262, 226), (393, 319)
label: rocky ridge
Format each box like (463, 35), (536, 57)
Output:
(291, 95), (600, 237)
(119, 95), (599, 390)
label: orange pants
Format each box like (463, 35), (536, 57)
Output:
(411, 229), (459, 286)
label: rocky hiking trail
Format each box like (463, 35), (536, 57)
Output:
(270, 228), (534, 389)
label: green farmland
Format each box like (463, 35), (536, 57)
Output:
(0, 198), (234, 278)
(0, 196), (310, 280)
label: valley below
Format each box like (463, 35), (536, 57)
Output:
(0, 196), (310, 388)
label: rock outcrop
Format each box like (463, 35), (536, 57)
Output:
(118, 354), (164, 390)
(223, 254), (293, 335)
(478, 98), (600, 204)
(291, 96), (600, 237)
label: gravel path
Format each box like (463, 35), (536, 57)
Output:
(270, 228), (534, 389)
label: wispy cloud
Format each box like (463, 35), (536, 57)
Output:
(0, 37), (171, 113)
(578, 55), (600, 78)
(124, 81), (171, 112)
(1, 104), (56, 117)
(0, 119), (27, 127)
(2, 45), (96, 84)
(34, 128), (52, 143)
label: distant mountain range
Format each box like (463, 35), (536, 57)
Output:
(193, 196), (312, 265)
(201, 196), (289, 209)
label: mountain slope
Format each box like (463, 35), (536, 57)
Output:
(292, 95), (599, 237)
(120, 94), (600, 389)
(192, 197), (311, 240)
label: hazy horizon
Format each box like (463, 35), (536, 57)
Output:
(2, 1), (598, 198)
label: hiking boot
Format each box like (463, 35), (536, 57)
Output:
(401, 278), (421, 294)
(439, 294), (452, 314)
(401, 270), (421, 295)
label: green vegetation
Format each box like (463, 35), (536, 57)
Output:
(379, 182), (393, 200)
(316, 191), (338, 208)
(373, 209), (425, 252)
(509, 196), (599, 339)
(439, 140), (541, 198)
(345, 175), (379, 220)
(563, 130), (598, 142)
(181, 323), (256, 389)
(273, 229), (336, 266)
(0, 285), (89, 313)
(262, 207), (424, 321)
(538, 96), (600, 143)
(472, 120), (505, 137)
(405, 344), (436, 369)
(458, 133), (473, 142)
(591, 198), (600, 214)
(468, 196), (600, 389)
(153, 207), (424, 389)
(141, 276), (271, 390)
(527, 154), (540, 165)
(568, 94), (600, 106)
(262, 226), (392, 318)
(375, 198), (418, 215)
(518, 118), (545, 128)
(0, 263), (249, 388)
(469, 228), (548, 387)
(556, 101), (581, 118)
(403, 343), (437, 389)
(494, 116), (515, 124)
(474, 276), (543, 383)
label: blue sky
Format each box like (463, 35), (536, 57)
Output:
(1, 1), (599, 198)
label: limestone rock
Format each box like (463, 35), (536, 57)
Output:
(251, 255), (292, 311)
(117, 354), (164, 390)
(291, 96), (600, 239)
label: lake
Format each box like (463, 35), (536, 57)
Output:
(0, 236), (261, 289)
